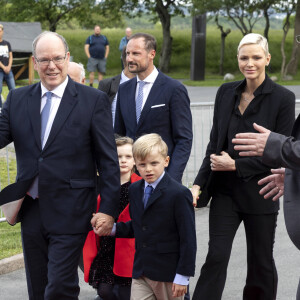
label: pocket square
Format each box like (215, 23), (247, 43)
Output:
(151, 104), (165, 108)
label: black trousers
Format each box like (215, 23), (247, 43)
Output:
(192, 193), (278, 300)
(20, 196), (87, 300)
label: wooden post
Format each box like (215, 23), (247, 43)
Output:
(28, 56), (34, 85)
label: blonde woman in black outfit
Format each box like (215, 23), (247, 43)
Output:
(191, 33), (296, 300)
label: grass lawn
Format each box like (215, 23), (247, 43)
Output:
(0, 222), (22, 260)
(0, 154), (21, 260)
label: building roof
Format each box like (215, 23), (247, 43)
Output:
(0, 21), (42, 53)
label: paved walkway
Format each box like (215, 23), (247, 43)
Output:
(186, 84), (300, 103)
(0, 200), (299, 299)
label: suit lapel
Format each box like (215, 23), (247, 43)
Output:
(111, 74), (121, 95)
(28, 83), (42, 150)
(137, 72), (165, 129)
(43, 79), (78, 151)
(216, 88), (236, 154)
(144, 173), (169, 211)
(124, 78), (138, 133)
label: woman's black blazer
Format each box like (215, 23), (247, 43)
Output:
(194, 76), (295, 213)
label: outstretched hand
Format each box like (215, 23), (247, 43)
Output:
(258, 168), (285, 201)
(232, 123), (271, 156)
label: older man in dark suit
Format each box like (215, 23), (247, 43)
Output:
(0, 31), (119, 299)
(114, 33), (193, 183)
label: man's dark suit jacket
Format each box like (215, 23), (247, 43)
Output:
(194, 76), (295, 214)
(263, 117), (300, 250)
(116, 172), (196, 282)
(98, 74), (121, 104)
(114, 71), (193, 182)
(0, 78), (120, 234)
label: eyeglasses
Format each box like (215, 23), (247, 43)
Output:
(296, 35), (300, 44)
(35, 55), (66, 66)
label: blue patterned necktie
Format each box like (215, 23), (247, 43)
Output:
(41, 91), (52, 146)
(136, 81), (146, 123)
(144, 185), (153, 208)
(28, 92), (52, 199)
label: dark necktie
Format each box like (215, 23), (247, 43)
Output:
(144, 185), (153, 208)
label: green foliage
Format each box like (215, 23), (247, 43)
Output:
(58, 27), (297, 77)
(0, 153), (20, 260)
(0, 222), (22, 260)
(4, 0), (96, 31)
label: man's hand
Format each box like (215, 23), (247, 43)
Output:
(210, 151), (235, 171)
(91, 212), (114, 236)
(191, 185), (200, 207)
(172, 283), (187, 298)
(0, 62), (10, 74)
(258, 168), (285, 201)
(232, 123), (271, 156)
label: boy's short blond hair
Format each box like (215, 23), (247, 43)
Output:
(0, 24), (3, 30)
(133, 133), (168, 160)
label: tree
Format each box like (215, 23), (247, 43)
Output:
(215, 14), (231, 75)
(277, 0), (298, 78)
(99, 0), (192, 73)
(6, 0), (96, 32)
(224, 0), (260, 36)
(251, 0), (279, 40)
(285, 0), (300, 75)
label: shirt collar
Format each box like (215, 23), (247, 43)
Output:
(121, 70), (131, 81)
(144, 171), (165, 190)
(235, 74), (271, 97)
(40, 76), (69, 99)
(137, 66), (159, 84)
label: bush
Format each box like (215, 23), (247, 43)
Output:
(58, 27), (298, 77)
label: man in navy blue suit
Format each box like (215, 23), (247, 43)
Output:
(0, 31), (119, 299)
(114, 33), (193, 183)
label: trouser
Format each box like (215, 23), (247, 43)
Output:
(192, 193), (278, 300)
(131, 277), (184, 300)
(21, 195), (87, 300)
(0, 70), (15, 106)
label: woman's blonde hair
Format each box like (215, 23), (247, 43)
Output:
(237, 33), (269, 56)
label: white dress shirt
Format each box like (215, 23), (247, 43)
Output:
(40, 77), (68, 148)
(135, 67), (159, 110)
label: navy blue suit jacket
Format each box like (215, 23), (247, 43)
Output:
(114, 71), (193, 182)
(0, 77), (120, 234)
(116, 172), (196, 282)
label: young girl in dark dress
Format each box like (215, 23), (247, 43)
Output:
(88, 136), (141, 300)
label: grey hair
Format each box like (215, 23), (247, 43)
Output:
(237, 33), (269, 56)
(77, 63), (85, 82)
(32, 31), (69, 57)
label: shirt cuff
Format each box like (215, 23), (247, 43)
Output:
(110, 223), (116, 236)
(173, 273), (189, 286)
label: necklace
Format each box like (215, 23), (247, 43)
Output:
(242, 97), (252, 103)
